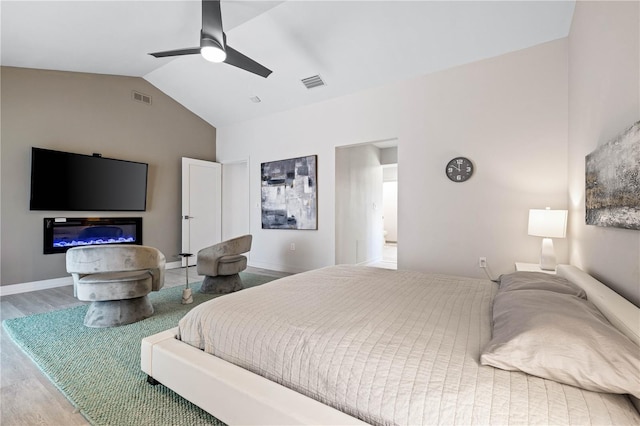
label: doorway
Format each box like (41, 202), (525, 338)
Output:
(335, 140), (398, 269)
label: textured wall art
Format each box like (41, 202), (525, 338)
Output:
(261, 155), (317, 230)
(585, 120), (640, 230)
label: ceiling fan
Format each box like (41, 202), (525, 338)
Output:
(149, 0), (272, 78)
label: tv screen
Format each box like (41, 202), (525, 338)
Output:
(30, 148), (148, 211)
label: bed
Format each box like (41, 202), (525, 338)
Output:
(141, 265), (640, 425)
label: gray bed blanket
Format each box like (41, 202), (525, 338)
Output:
(178, 265), (640, 425)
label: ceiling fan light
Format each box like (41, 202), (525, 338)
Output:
(201, 45), (226, 63)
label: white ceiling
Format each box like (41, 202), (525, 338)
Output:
(1, 1), (575, 128)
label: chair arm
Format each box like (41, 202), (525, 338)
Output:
(196, 245), (224, 277)
(66, 245), (165, 274)
(66, 245), (166, 292)
(150, 266), (165, 292)
(196, 235), (252, 277)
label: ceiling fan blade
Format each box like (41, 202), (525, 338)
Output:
(202, 0), (224, 45)
(149, 0), (274, 77)
(225, 45), (272, 78)
(149, 47), (201, 58)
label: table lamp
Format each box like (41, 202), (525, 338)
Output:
(528, 208), (568, 271)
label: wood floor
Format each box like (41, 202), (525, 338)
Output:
(0, 266), (289, 426)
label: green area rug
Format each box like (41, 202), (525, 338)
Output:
(2, 272), (278, 426)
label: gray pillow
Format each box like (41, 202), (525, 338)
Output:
(498, 271), (586, 298)
(481, 290), (640, 398)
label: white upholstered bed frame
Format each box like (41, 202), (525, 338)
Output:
(140, 265), (640, 424)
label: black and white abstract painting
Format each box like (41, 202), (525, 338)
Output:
(585, 120), (640, 230)
(261, 155), (317, 230)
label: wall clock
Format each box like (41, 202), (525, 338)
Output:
(446, 157), (474, 182)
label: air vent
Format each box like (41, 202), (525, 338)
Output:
(301, 75), (326, 90)
(132, 90), (152, 105)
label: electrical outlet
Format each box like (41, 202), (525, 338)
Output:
(290, 243), (296, 251)
(479, 257), (487, 268)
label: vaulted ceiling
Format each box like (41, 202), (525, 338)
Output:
(1, 1), (575, 127)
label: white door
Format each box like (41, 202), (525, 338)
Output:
(181, 157), (221, 266)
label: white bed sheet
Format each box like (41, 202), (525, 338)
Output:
(178, 265), (640, 425)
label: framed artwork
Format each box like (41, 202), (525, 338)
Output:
(585, 120), (640, 230)
(261, 155), (317, 230)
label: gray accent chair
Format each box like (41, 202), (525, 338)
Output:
(197, 234), (252, 294)
(66, 244), (165, 328)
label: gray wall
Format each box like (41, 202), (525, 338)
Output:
(568, 1), (640, 306)
(1, 67), (216, 286)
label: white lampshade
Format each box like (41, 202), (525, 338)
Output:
(528, 208), (567, 271)
(528, 208), (568, 238)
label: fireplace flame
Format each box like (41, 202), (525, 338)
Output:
(53, 236), (135, 248)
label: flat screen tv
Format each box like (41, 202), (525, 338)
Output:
(30, 147), (148, 211)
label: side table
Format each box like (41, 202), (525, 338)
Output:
(514, 262), (557, 275)
(178, 253), (194, 304)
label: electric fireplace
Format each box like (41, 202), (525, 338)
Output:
(43, 217), (142, 254)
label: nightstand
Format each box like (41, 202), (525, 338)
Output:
(514, 262), (557, 275)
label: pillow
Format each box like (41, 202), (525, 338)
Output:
(480, 290), (640, 398)
(497, 271), (587, 298)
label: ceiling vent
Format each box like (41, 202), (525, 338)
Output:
(132, 90), (152, 105)
(301, 75), (326, 90)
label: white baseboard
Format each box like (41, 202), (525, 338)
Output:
(166, 261), (183, 270)
(247, 260), (307, 275)
(360, 256), (383, 266)
(0, 260), (185, 297)
(0, 276), (74, 297)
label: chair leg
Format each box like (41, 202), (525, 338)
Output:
(84, 296), (154, 328)
(200, 274), (243, 294)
